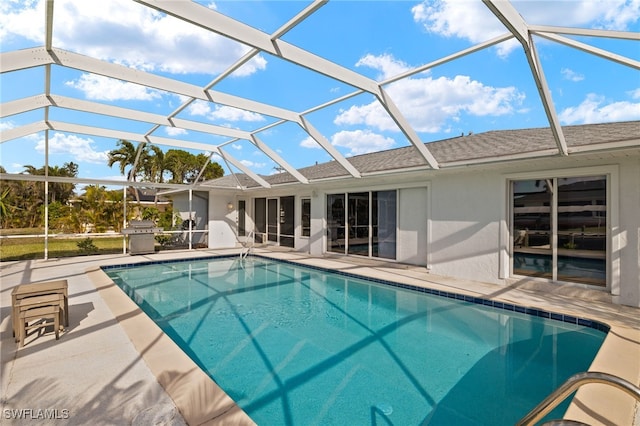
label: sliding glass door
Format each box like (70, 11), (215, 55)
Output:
(327, 190), (396, 259)
(348, 192), (369, 256)
(512, 179), (552, 278)
(512, 176), (606, 286)
(279, 196), (295, 248)
(327, 194), (345, 254)
(373, 190), (397, 259)
(267, 198), (278, 243)
(556, 176), (606, 284)
(254, 198), (266, 244)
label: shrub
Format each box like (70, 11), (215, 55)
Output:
(77, 237), (98, 253)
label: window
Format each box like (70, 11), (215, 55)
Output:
(301, 198), (310, 237)
(512, 176), (606, 286)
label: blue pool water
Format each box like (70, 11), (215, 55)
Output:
(104, 256), (607, 425)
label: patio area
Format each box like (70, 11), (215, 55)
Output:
(1, 249), (639, 425)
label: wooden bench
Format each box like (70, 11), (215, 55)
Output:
(19, 305), (60, 347)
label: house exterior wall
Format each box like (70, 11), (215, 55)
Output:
(208, 192), (238, 249)
(398, 187), (429, 265)
(206, 152), (639, 307)
(617, 156), (640, 307)
(427, 171), (504, 284)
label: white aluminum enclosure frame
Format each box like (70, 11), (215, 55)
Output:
(1, 0), (638, 191)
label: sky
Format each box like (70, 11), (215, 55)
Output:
(1, 0), (639, 185)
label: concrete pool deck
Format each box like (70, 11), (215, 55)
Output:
(1, 249), (638, 425)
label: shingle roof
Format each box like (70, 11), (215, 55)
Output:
(202, 121), (640, 189)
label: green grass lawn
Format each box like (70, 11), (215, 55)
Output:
(0, 236), (126, 261)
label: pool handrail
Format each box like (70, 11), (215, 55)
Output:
(240, 229), (255, 260)
(517, 371), (640, 425)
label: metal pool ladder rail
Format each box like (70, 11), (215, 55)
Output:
(517, 371), (640, 425)
(240, 229), (255, 260)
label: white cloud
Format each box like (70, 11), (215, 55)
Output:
(210, 106), (265, 122)
(240, 159), (266, 168)
(559, 93), (640, 124)
(1, 0), (267, 76)
(356, 53), (411, 81)
(629, 88), (640, 99)
(0, 0), (42, 43)
(336, 54), (525, 133)
(165, 127), (187, 136)
(300, 136), (322, 149)
(231, 144), (243, 150)
(330, 130), (396, 156)
(0, 121), (15, 131)
(187, 101), (265, 123)
(561, 68), (585, 82)
(514, 0), (640, 30)
(233, 56), (268, 77)
(65, 74), (162, 101)
(411, 0), (520, 57)
(34, 132), (109, 163)
(9, 163), (24, 173)
(411, 0), (640, 58)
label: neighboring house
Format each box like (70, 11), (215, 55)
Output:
(197, 121), (639, 307)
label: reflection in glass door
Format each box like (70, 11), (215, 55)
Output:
(327, 194), (345, 253)
(373, 191), (397, 259)
(348, 192), (369, 256)
(254, 198), (266, 244)
(512, 176), (607, 286)
(326, 191), (397, 259)
(557, 176), (606, 285)
(279, 196), (295, 248)
(512, 179), (552, 278)
(267, 198), (278, 243)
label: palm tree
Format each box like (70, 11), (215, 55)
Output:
(108, 139), (140, 181)
(145, 145), (166, 183)
(0, 188), (10, 221)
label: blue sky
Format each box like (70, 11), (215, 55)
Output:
(1, 0), (639, 184)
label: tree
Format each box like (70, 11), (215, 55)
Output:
(164, 150), (224, 183)
(164, 149), (192, 183)
(144, 145), (166, 183)
(22, 163), (78, 204)
(107, 140), (224, 185)
(108, 139), (140, 181)
(198, 155), (224, 181)
(0, 188), (10, 223)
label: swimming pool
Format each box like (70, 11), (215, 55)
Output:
(104, 255), (608, 425)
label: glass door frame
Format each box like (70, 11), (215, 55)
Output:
(508, 168), (614, 289)
(326, 190), (397, 260)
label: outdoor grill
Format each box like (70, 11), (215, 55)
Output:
(121, 220), (163, 255)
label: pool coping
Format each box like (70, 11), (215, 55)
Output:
(91, 251), (640, 426)
(87, 265), (255, 425)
